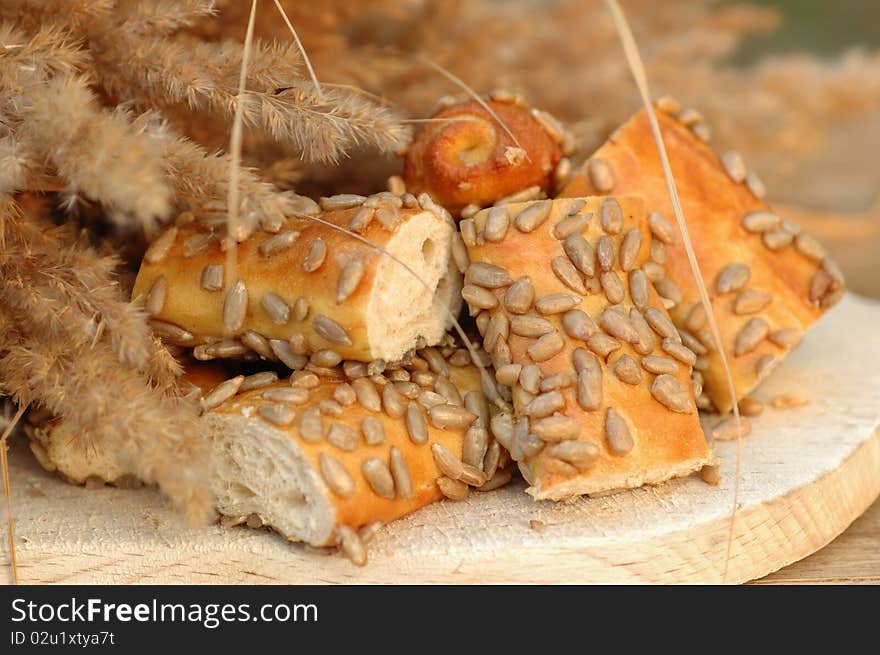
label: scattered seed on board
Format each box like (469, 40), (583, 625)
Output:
(200, 375), (244, 412)
(716, 263), (751, 294)
(552, 257), (588, 294)
(223, 280), (248, 332)
(734, 289), (771, 315)
(771, 393), (808, 409)
(735, 317), (769, 356)
(700, 465), (721, 486)
(437, 476), (469, 501)
(514, 200), (551, 233)
(144, 227), (178, 263)
(313, 315), (352, 346)
(563, 234), (595, 276)
(721, 151), (747, 183)
(337, 259), (365, 303)
(588, 158), (615, 192)
(145, 275), (166, 316)
(319, 453), (355, 498)
(648, 212), (676, 244)
(605, 407), (634, 455)
(336, 525), (366, 566)
(258, 403), (296, 427)
(504, 277), (535, 314)
(711, 416), (752, 441)
(550, 440), (599, 471)
(362, 458), (395, 499)
(466, 262), (512, 288)
(200, 264), (224, 292)
(650, 374), (693, 413)
(738, 396), (764, 416)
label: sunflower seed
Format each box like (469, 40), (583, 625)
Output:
(691, 370), (704, 397)
(144, 227), (178, 263)
(552, 257), (588, 294)
(144, 275), (167, 316)
(319, 454), (355, 498)
(656, 95), (682, 114)
(327, 423), (359, 451)
(576, 366), (603, 412)
(483, 312), (510, 352)
(648, 212), (677, 244)
(694, 354), (709, 371)
(745, 170), (766, 198)
(647, 238), (667, 265)
(738, 396), (764, 416)
(641, 355), (678, 375)
(459, 218), (477, 247)
(336, 259), (365, 304)
(239, 371), (278, 393)
(559, 309), (595, 342)
(512, 365), (540, 397)
(312, 315), (352, 346)
(378, 448), (411, 502)
(320, 194), (366, 211)
(223, 280), (248, 332)
(434, 377), (462, 406)
(291, 370), (320, 388)
(459, 463), (488, 486)
(678, 107), (703, 125)
(600, 197), (623, 234)
(261, 386), (309, 405)
(540, 371), (576, 392)
(692, 122), (712, 142)
(711, 416), (752, 441)
(258, 403), (296, 426)
(794, 233), (826, 262)
(502, 277), (535, 314)
(431, 443), (464, 480)
(418, 389), (445, 408)
(562, 234), (595, 277)
(360, 458), (395, 499)
(462, 284), (498, 310)
(650, 374), (693, 413)
(588, 158), (615, 192)
(763, 229), (793, 250)
(525, 391), (565, 418)
(654, 277), (683, 305)
(600, 308), (638, 343)
(741, 210), (780, 233)
(450, 233), (469, 274)
(600, 271), (625, 304)
(412, 371), (437, 388)
(700, 464), (721, 486)
(331, 383), (356, 407)
(255, 293), (288, 326)
(510, 315), (554, 338)
(336, 524), (366, 566)
(735, 317), (769, 356)
(662, 337), (696, 365)
(376, 383), (403, 418)
(297, 238), (326, 273)
(732, 288), (771, 315)
(642, 261), (665, 283)
(619, 229), (642, 271)
(715, 263), (750, 295)
(428, 404), (477, 429)
(240, 330), (274, 360)
(348, 206), (375, 233)
(200, 375), (244, 411)
(721, 151), (747, 183)
(298, 406), (323, 442)
(550, 440), (600, 471)
(629, 308), (655, 355)
(613, 355), (642, 385)
(490, 413), (515, 451)
(461, 426), (489, 469)
(536, 293), (581, 315)
(769, 327), (802, 348)
(823, 258), (845, 284)
(678, 329), (708, 356)
(532, 414), (580, 442)
(198, 264), (223, 292)
(514, 200), (551, 233)
(596, 235), (615, 272)
(437, 476), (469, 501)
(259, 230), (298, 257)
(354, 417), (383, 447)
(289, 297), (308, 322)
(528, 331), (565, 362)
(781, 219), (801, 235)
(604, 407), (634, 455)
(586, 332), (621, 360)
(644, 307), (679, 341)
(182, 232), (213, 258)
(448, 349), (472, 367)
(466, 262), (512, 288)
(553, 212), (593, 240)
(495, 363), (522, 387)
(771, 393), (808, 409)
(483, 205), (510, 242)
(308, 349), (340, 369)
(756, 354), (776, 377)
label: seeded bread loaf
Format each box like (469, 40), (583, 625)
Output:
(459, 197), (713, 500)
(132, 192), (463, 363)
(198, 346), (508, 563)
(560, 106), (844, 413)
(403, 95), (567, 215)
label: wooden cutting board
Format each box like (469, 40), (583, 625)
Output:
(2, 294), (879, 584)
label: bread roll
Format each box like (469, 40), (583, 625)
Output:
(560, 107), (844, 413)
(403, 96), (566, 215)
(199, 346), (504, 561)
(460, 197), (713, 500)
(132, 192), (462, 363)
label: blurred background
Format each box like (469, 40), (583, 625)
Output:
(197, 0), (880, 296)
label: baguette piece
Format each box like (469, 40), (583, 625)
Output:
(132, 192), (462, 363)
(560, 107), (844, 413)
(201, 348), (501, 555)
(461, 197), (713, 500)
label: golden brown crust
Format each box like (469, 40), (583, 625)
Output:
(560, 109), (843, 413)
(461, 197), (713, 500)
(403, 100), (562, 214)
(132, 193), (460, 363)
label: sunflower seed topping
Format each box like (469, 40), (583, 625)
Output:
(320, 194), (366, 211)
(510, 315), (555, 337)
(735, 317), (770, 356)
(528, 331), (565, 362)
(144, 227), (178, 263)
(746, 171), (766, 198)
(600, 307), (638, 343)
(588, 158), (615, 192)
(525, 390), (565, 418)
(484, 206), (510, 242)
(462, 284), (499, 310)
(733, 289), (771, 315)
(223, 280), (248, 332)
(312, 315), (352, 346)
(641, 355), (679, 375)
(514, 200), (552, 232)
(552, 257), (588, 294)
(721, 151), (747, 183)
(298, 406), (323, 442)
(710, 416), (753, 442)
(292, 297), (309, 322)
(648, 212), (677, 244)
(466, 262), (512, 288)
(715, 263), (750, 294)
(678, 329), (708, 356)
(741, 211), (780, 233)
(261, 387), (309, 405)
(200, 375), (244, 412)
(645, 307), (680, 341)
(619, 229), (642, 271)
(586, 332), (621, 360)
(550, 441), (600, 471)
(563, 234), (595, 276)
(199, 264), (224, 292)
(794, 233), (826, 262)
(258, 403), (296, 426)
(428, 404), (477, 429)
(613, 355), (642, 385)
(756, 353), (777, 377)
(503, 277), (535, 314)
(763, 229), (793, 250)
(536, 293), (581, 315)
(348, 206), (375, 233)
(662, 337), (697, 365)
(327, 422), (359, 451)
(336, 525), (366, 566)
(145, 275), (166, 316)
(557, 309), (594, 342)
(552, 211), (593, 240)
(532, 414), (580, 442)
(600, 271), (625, 304)
(437, 476), (469, 501)
(596, 235), (615, 272)
(600, 197), (623, 234)
(575, 354), (603, 410)
(768, 327), (802, 348)
(432, 443), (464, 481)
(650, 374), (694, 413)
(360, 458), (394, 499)
(605, 407), (634, 455)
(337, 259), (365, 303)
(654, 277), (683, 305)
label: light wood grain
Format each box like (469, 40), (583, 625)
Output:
(2, 294), (878, 585)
